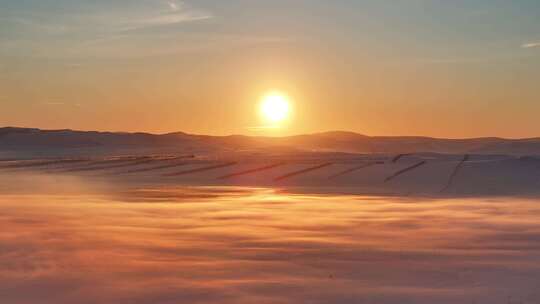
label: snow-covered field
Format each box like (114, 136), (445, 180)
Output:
(1, 186), (540, 304)
(2, 131), (540, 303)
(1, 152), (539, 196)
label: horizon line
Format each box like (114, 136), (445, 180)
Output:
(2, 125), (540, 141)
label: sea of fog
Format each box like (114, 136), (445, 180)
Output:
(1, 174), (540, 304)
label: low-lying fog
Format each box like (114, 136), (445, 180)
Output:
(1, 173), (539, 303)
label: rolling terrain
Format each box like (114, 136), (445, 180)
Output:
(2, 127), (540, 196)
(2, 127), (540, 304)
(2, 127), (540, 158)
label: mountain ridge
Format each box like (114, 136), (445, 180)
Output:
(4, 126), (538, 141)
(2, 127), (540, 157)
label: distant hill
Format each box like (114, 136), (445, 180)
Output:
(1, 127), (540, 158)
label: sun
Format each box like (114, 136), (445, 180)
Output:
(259, 92), (291, 124)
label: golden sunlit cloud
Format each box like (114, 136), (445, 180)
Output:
(259, 91), (291, 124)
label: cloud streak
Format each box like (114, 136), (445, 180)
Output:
(0, 1), (214, 58)
(41, 101), (82, 108)
(119, 10), (212, 32)
(116, 1), (212, 32)
(521, 42), (540, 48)
(168, 1), (181, 12)
(0, 1), (212, 35)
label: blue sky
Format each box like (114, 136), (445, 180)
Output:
(1, 0), (539, 58)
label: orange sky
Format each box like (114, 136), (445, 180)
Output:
(1, 0), (540, 138)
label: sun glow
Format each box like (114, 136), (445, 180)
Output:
(259, 92), (291, 124)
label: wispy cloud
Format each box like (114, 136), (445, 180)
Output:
(116, 1), (212, 32)
(521, 42), (540, 48)
(168, 1), (181, 12)
(0, 16), (69, 34)
(62, 33), (291, 59)
(0, 1), (214, 58)
(0, 2), (292, 59)
(247, 125), (282, 131)
(0, 1), (212, 35)
(42, 101), (82, 108)
(66, 63), (83, 68)
(120, 11), (212, 32)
